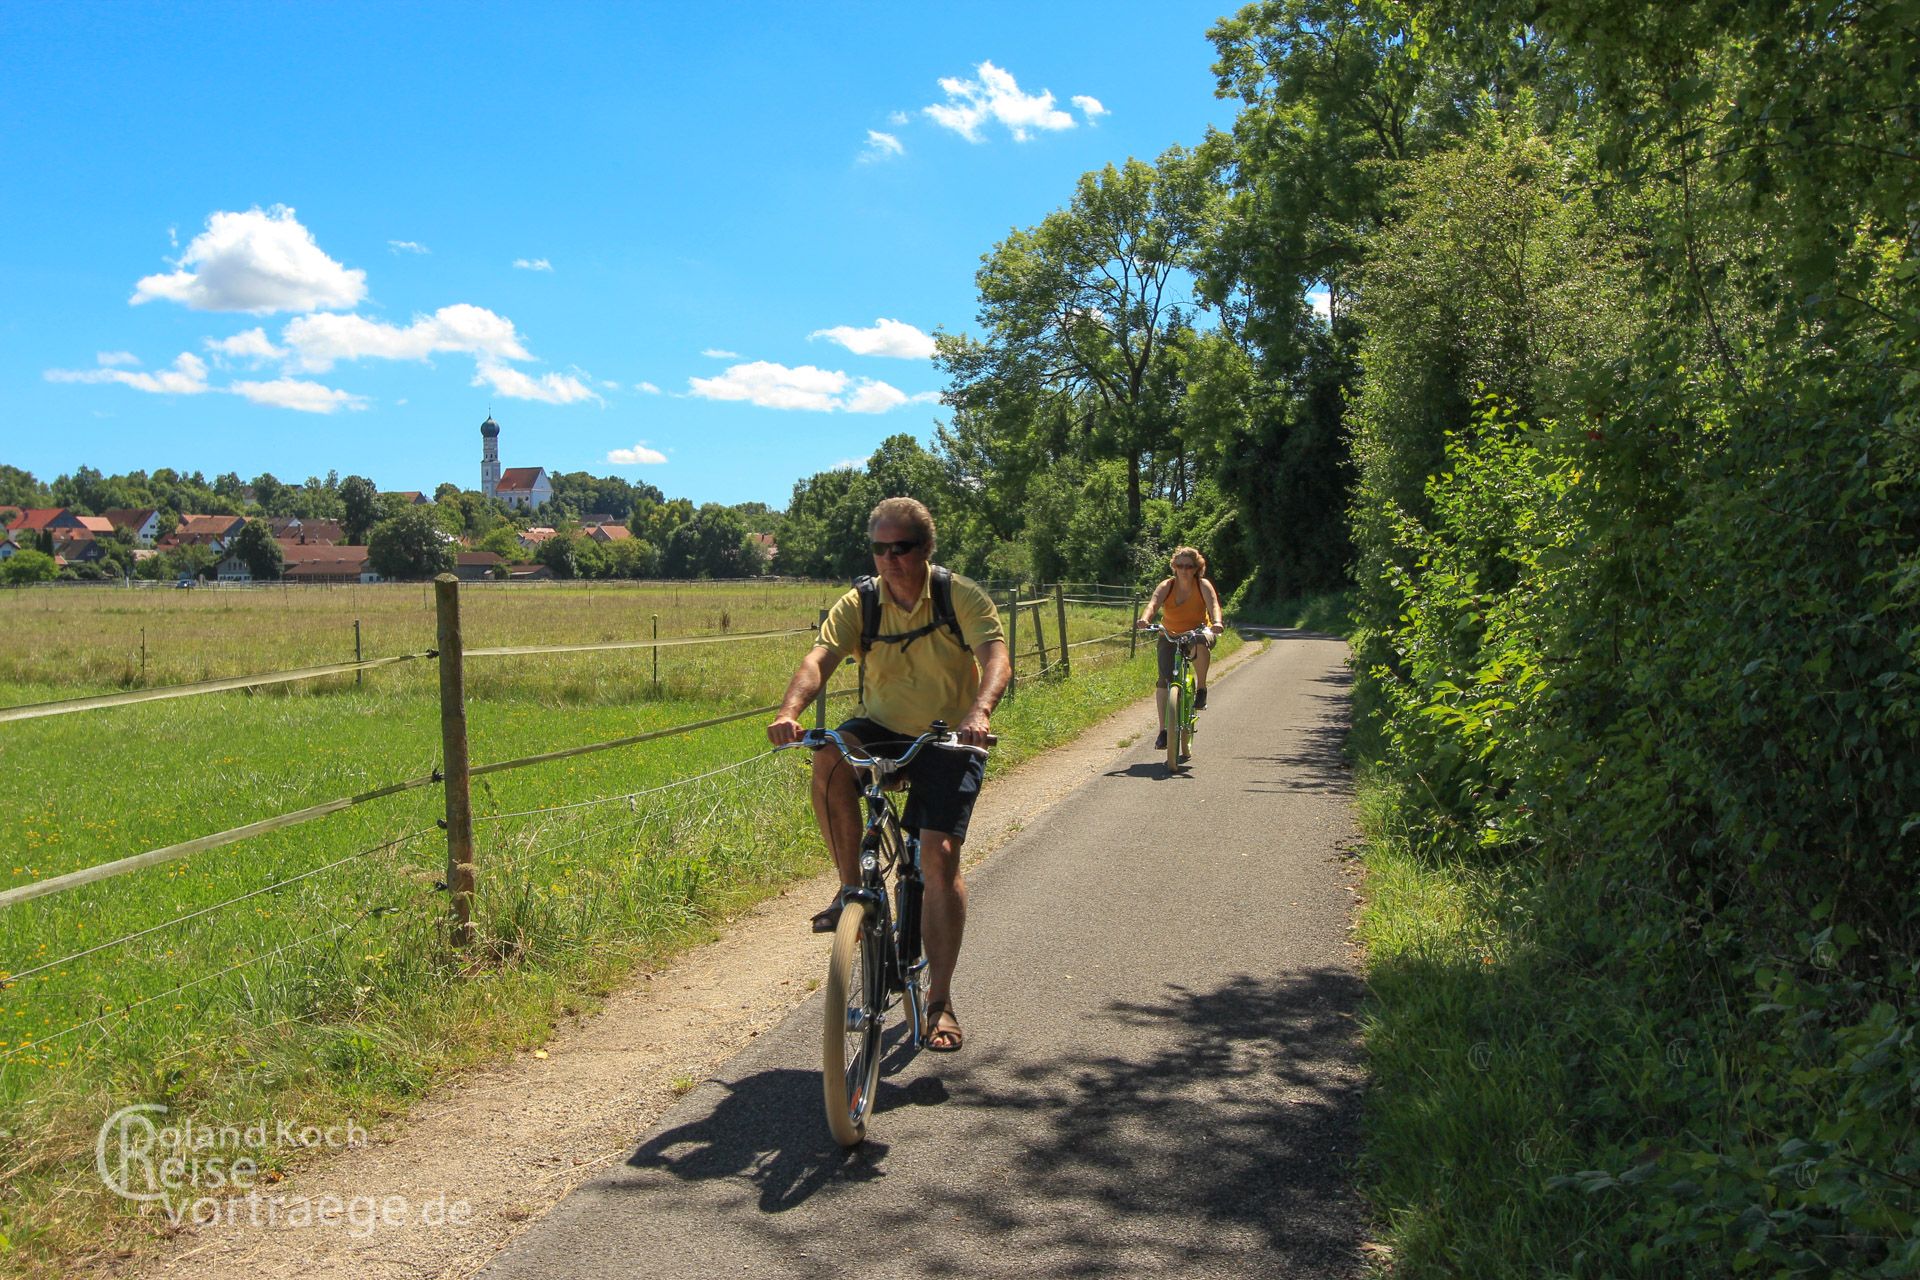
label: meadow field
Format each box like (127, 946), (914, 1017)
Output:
(0, 578), (1193, 1274)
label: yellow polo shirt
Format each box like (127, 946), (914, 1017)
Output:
(817, 568), (1004, 736)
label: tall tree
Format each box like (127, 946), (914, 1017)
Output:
(340, 474), (379, 544)
(367, 506), (455, 580)
(938, 146), (1214, 536)
(228, 518), (285, 581)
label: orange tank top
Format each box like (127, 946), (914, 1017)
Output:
(1161, 580), (1209, 632)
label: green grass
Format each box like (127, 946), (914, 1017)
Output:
(0, 581), (1175, 1277)
(1353, 772), (1626, 1277)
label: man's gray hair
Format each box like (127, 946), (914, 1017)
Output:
(868, 496), (936, 553)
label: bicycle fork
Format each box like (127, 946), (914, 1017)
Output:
(894, 843), (928, 1048)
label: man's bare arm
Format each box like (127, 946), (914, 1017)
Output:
(767, 646), (843, 744)
(957, 639), (1010, 744)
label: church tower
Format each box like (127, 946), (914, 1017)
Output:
(480, 414), (501, 498)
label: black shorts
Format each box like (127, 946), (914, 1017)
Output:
(832, 717), (986, 842)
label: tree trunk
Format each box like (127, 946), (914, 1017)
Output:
(1127, 451), (1142, 534)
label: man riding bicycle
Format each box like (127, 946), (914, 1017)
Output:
(767, 497), (1009, 1053)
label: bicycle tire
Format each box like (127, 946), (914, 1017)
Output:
(1180, 676), (1196, 762)
(822, 898), (885, 1146)
(1165, 683), (1183, 774)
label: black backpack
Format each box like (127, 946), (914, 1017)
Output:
(854, 565), (971, 657)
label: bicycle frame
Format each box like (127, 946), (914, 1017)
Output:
(786, 722), (992, 1146)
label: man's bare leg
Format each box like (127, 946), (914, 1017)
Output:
(810, 734), (867, 889)
(920, 829), (966, 1046)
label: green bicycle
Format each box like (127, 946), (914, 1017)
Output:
(1142, 624), (1206, 776)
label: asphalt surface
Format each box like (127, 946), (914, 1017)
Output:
(480, 633), (1367, 1279)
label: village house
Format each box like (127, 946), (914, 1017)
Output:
(4, 507), (85, 543)
(99, 508), (162, 545)
(494, 467), (552, 512)
(278, 543), (380, 584)
(518, 526), (559, 550)
(584, 523), (631, 544)
(269, 516), (343, 545)
(385, 491), (431, 506)
(160, 513), (247, 552)
(454, 551), (503, 581)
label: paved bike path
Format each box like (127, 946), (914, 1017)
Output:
(480, 634), (1367, 1279)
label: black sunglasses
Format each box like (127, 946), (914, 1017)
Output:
(871, 539), (924, 558)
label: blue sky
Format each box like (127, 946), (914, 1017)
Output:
(1, 1), (1240, 507)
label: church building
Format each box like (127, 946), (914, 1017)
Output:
(480, 415), (552, 510)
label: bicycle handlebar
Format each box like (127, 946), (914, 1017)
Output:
(1138, 623), (1213, 645)
(776, 722), (996, 770)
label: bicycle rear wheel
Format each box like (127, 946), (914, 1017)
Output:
(822, 898), (885, 1146)
(1164, 684), (1183, 775)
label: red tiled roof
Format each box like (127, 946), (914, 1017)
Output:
(456, 552), (503, 566)
(588, 524), (631, 541)
(74, 516), (114, 534)
(100, 508), (159, 529)
(520, 526), (558, 544)
(280, 544), (373, 580)
(496, 467), (546, 492)
(281, 543), (370, 566)
(176, 514), (246, 536)
(5, 508), (76, 533)
(386, 491), (429, 505)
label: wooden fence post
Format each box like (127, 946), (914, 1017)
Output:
(1007, 584), (1020, 698)
(1054, 584), (1070, 679)
(1130, 592), (1140, 659)
(354, 618), (362, 687)
(650, 614), (660, 694)
(434, 574), (476, 950)
(1031, 597), (1050, 674)
(815, 608), (830, 727)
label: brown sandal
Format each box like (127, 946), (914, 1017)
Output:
(924, 999), (963, 1053)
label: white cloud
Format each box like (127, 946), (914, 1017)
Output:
(924, 61), (1076, 142)
(131, 206), (366, 314)
(230, 378), (368, 414)
(46, 352), (211, 395)
(607, 441), (667, 465)
(388, 240), (430, 254)
(638, 380), (662, 394)
(687, 360), (921, 414)
(204, 328), (287, 363)
(48, 349), (367, 412)
(845, 381), (908, 414)
(809, 317), (936, 359)
(1308, 289), (1331, 322)
(282, 303), (531, 372)
(690, 361), (846, 411)
(1072, 94), (1108, 121)
(861, 130), (904, 163)
(701, 348), (739, 359)
(96, 351), (140, 367)
(513, 257), (553, 272)
(887, 110), (909, 126)
(473, 361), (599, 404)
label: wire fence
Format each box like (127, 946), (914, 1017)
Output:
(0, 575), (1149, 1078)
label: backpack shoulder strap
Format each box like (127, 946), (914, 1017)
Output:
(854, 575), (881, 654)
(929, 566), (970, 651)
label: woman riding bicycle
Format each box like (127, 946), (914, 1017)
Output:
(1136, 546), (1223, 750)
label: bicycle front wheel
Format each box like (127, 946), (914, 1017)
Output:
(1165, 684), (1183, 775)
(822, 898), (885, 1147)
